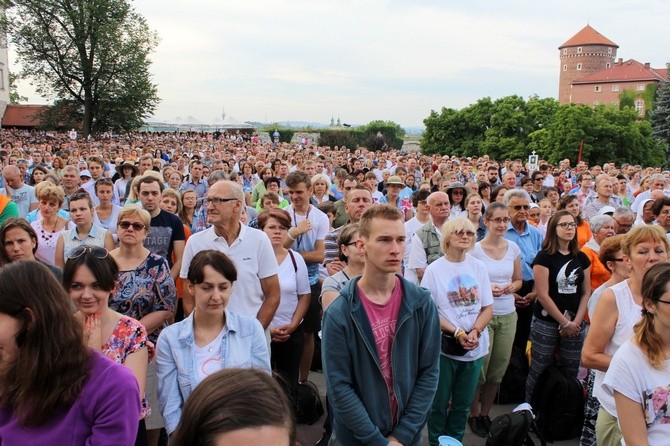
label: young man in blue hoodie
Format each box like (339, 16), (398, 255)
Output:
(322, 204), (441, 446)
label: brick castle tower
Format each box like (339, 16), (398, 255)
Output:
(558, 25), (618, 103)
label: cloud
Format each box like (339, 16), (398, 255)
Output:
(9, 0), (670, 127)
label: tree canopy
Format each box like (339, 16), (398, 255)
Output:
(651, 65), (670, 160)
(4, 0), (160, 136)
(423, 95), (665, 166)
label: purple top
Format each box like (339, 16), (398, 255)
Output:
(0, 351), (140, 445)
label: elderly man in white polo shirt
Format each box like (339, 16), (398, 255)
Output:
(180, 180), (280, 326)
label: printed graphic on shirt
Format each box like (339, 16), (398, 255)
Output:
(557, 260), (580, 294)
(447, 274), (480, 311)
(644, 385), (670, 426)
(145, 226), (174, 258)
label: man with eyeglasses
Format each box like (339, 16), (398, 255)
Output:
(137, 176), (185, 281)
(180, 179), (280, 322)
(612, 207), (635, 235)
(503, 189), (543, 349)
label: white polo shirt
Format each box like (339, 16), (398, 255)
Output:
(180, 224), (278, 316)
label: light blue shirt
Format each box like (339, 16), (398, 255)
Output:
(156, 310), (271, 434)
(504, 222), (543, 281)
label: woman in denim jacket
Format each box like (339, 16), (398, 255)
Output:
(156, 250), (271, 435)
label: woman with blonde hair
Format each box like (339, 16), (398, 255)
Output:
(31, 182), (70, 265)
(583, 226), (669, 445)
(423, 217), (493, 443)
(603, 262), (670, 445)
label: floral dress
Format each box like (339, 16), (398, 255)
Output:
(102, 315), (154, 419)
(110, 253), (177, 344)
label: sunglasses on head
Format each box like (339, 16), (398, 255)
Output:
(67, 245), (109, 260)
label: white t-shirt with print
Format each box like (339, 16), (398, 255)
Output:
(421, 254), (494, 361)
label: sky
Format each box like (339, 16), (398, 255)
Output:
(9, 0), (670, 128)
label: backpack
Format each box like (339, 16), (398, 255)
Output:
(531, 365), (585, 441)
(486, 409), (546, 446)
(497, 346), (529, 404)
(295, 380), (324, 425)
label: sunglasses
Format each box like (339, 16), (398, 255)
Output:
(67, 245), (109, 260)
(454, 230), (475, 237)
(510, 205), (530, 211)
(118, 221), (146, 231)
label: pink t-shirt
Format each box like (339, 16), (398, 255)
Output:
(358, 277), (403, 424)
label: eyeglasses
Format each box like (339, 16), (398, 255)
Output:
(614, 219), (633, 229)
(451, 190), (464, 195)
(454, 230), (476, 237)
(489, 217), (511, 224)
(205, 197), (239, 205)
(510, 205), (530, 211)
(67, 245), (109, 260)
(556, 222), (578, 229)
(118, 221), (146, 231)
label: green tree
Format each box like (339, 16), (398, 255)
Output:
(8, 71), (27, 104)
(358, 120), (405, 150)
(4, 0), (160, 136)
(651, 66), (670, 157)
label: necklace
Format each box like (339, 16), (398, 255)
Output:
(40, 218), (59, 241)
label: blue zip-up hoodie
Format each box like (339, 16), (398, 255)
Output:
(322, 275), (440, 446)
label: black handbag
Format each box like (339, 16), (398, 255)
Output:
(441, 332), (467, 356)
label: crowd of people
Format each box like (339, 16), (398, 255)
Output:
(0, 127), (669, 445)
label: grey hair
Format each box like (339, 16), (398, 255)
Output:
(224, 180), (244, 201)
(613, 206), (635, 220)
(207, 170), (229, 186)
(62, 165), (79, 174)
(650, 173), (666, 183)
(502, 189), (531, 205)
(589, 214), (615, 233)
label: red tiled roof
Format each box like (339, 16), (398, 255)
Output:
(1, 104), (50, 128)
(573, 59), (667, 84)
(559, 25), (618, 49)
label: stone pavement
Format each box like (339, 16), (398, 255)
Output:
(296, 371), (581, 446)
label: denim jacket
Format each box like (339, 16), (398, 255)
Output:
(156, 310), (271, 434)
(322, 275), (441, 446)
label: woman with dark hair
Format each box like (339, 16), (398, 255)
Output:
(63, 245), (151, 445)
(29, 165), (48, 186)
(0, 218), (62, 279)
(446, 182), (468, 219)
(156, 250), (270, 436)
(478, 181), (492, 208)
(0, 261), (140, 443)
(603, 262), (670, 444)
(170, 368), (296, 446)
(258, 208), (310, 409)
(490, 186), (508, 204)
(525, 210), (591, 401)
(251, 167), (274, 206)
(558, 194), (592, 248)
